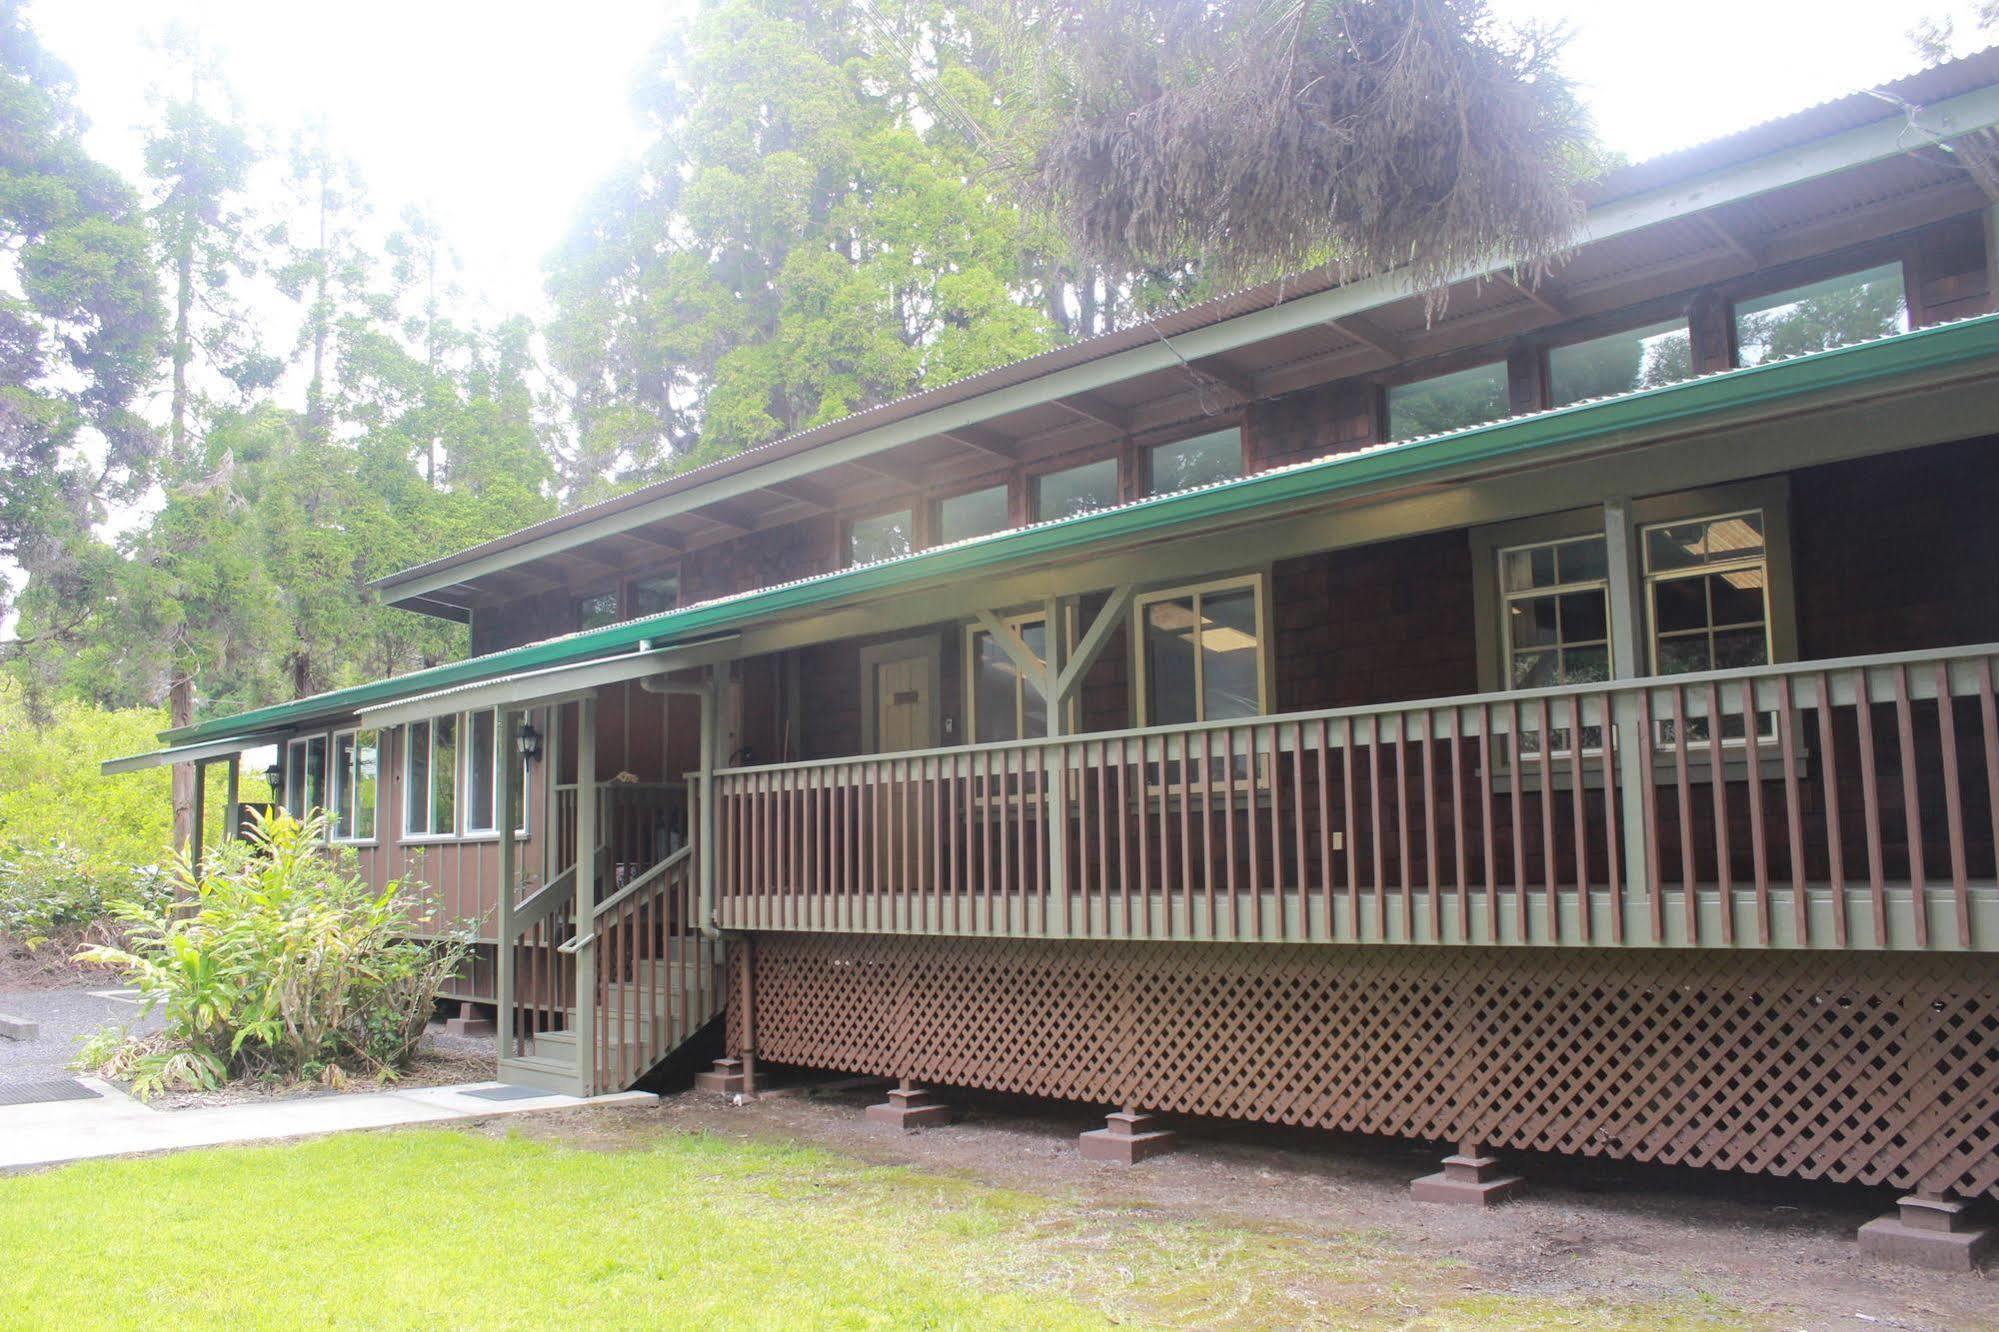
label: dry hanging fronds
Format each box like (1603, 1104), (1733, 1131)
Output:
(1020, 0), (1596, 298)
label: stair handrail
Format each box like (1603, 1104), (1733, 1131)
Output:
(510, 844), (604, 935)
(592, 844), (693, 923)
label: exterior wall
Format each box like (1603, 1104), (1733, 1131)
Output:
(1793, 434), (1999, 659)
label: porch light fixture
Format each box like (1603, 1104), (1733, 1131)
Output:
(517, 721), (543, 766)
(264, 761), (284, 796)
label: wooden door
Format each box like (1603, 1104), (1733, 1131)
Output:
(872, 655), (934, 753)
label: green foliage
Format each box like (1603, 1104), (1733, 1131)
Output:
(0, 691), (170, 861)
(77, 810), (470, 1096)
(0, 843), (171, 943)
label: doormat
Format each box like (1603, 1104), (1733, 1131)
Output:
(461, 1084), (553, 1102)
(0, 1079), (102, 1106)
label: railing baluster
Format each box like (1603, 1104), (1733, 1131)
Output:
(1421, 711), (1440, 943)
(1292, 721), (1309, 944)
(1707, 682), (1733, 946)
(1854, 667), (1888, 943)
(1600, 693), (1622, 946)
(1672, 685), (1696, 944)
(1813, 673), (1848, 948)
(1935, 663), (1969, 949)
(1776, 676), (1808, 945)
(1396, 713), (1412, 942)
(1568, 695), (1589, 945)
(1508, 700), (1526, 943)
(1450, 709), (1468, 944)
(1892, 665), (1928, 948)
(1537, 696), (1556, 944)
(1314, 718), (1332, 941)
(1369, 716), (1386, 943)
(1738, 678), (1770, 947)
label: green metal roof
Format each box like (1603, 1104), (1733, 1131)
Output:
(154, 313), (1999, 750)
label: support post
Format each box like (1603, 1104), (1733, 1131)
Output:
(223, 755), (240, 846)
(698, 664), (721, 936)
(190, 760), (207, 869)
(1859, 1191), (1993, 1272)
(1079, 1105), (1178, 1165)
(865, 1076), (956, 1131)
(1411, 1140), (1523, 1206)
(496, 708), (518, 1061)
(574, 692), (599, 1095)
(1603, 498), (1654, 918)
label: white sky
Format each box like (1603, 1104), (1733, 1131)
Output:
(29, 0), (1989, 322)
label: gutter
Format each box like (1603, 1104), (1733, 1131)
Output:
(155, 314), (1999, 748)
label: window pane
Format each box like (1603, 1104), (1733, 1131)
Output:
(1148, 428), (1241, 496)
(1508, 596), (1560, 648)
(1199, 590), (1261, 720)
(1713, 627), (1769, 669)
(1018, 621), (1048, 739)
(286, 743), (308, 818)
(1387, 361), (1509, 441)
(466, 711), (496, 832)
(972, 632), (1021, 743)
(1556, 537), (1607, 584)
(430, 715), (457, 836)
(1657, 635), (1711, 675)
(406, 722), (430, 833)
(1144, 598), (1200, 725)
(1557, 590), (1606, 644)
(303, 737), (327, 818)
(1650, 512), (1767, 571)
(354, 731), (378, 841)
(937, 486), (1009, 544)
(1709, 569), (1766, 627)
(332, 734), (355, 839)
(1512, 649), (1557, 689)
(849, 510), (913, 565)
(1734, 263), (1908, 367)
(578, 591), (620, 630)
(1547, 319), (1693, 407)
(1652, 577), (1707, 634)
(1561, 644), (1610, 684)
(632, 574), (679, 618)
(1033, 458), (1118, 521)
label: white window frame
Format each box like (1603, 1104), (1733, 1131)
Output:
(1131, 572), (1272, 728)
(460, 707), (531, 840)
(1496, 532), (1614, 689)
(284, 734), (330, 828)
(329, 727), (380, 845)
(402, 717), (459, 843)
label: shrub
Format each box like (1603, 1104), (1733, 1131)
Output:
(78, 810), (469, 1097)
(0, 843), (172, 946)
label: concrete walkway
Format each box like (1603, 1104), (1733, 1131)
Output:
(0, 1079), (655, 1173)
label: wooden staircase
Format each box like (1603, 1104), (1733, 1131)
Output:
(498, 845), (722, 1095)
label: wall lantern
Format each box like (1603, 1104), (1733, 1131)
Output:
(517, 721), (543, 766)
(264, 761), (284, 797)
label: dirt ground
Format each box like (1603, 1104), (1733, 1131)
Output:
(489, 1078), (1997, 1332)
(0, 930), (109, 992)
(142, 1025), (497, 1109)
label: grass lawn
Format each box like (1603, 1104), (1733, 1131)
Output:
(0, 1121), (1748, 1330)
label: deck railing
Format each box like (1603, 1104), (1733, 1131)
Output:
(714, 643), (1999, 951)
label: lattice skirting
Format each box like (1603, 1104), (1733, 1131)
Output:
(725, 934), (1999, 1200)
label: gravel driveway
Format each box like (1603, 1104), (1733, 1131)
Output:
(0, 988), (157, 1097)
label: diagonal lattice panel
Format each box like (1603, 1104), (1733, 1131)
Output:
(728, 934), (1999, 1200)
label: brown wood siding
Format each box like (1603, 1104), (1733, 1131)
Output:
(351, 716), (551, 944)
(1793, 434), (1999, 660)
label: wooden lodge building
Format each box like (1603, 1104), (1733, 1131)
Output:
(109, 50), (1999, 1266)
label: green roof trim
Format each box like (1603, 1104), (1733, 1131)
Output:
(157, 313), (1999, 749)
